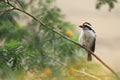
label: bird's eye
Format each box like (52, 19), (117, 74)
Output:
(84, 25), (92, 30)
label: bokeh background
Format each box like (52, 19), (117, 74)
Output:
(0, 0), (120, 80)
(57, 0), (120, 71)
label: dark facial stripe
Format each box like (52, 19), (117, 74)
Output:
(83, 22), (92, 26)
(84, 25), (95, 33)
(84, 25), (92, 30)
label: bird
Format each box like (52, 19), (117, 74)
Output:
(79, 22), (96, 61)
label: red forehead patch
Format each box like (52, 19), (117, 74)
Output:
(83, 22), (91, 26)
(83, 22), (88, 25)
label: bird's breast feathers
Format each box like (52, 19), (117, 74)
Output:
(79, 30), (95, 48)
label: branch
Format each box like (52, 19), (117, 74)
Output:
(0, 8), (15, 13)
(52, 30), (120, 80)
(6, 1), (120, 80)
(73, 69), (101, 80)
(6, 0), (44, 25)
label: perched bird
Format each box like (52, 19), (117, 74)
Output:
(79, 22), (96, 61)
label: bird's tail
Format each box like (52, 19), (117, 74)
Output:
(87, 53), (92, 61)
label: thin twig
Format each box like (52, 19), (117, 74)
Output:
(0, 8), (15, 13)
(73, 69), (101, 80)
(5, 1), (120, 80)
(16, 0), (24, 10)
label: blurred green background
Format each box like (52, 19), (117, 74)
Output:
(0, 0), (119, 80)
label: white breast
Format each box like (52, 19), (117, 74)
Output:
(79, 30), (95, 48)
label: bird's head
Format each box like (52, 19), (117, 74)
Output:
(79, 22), (93, 30)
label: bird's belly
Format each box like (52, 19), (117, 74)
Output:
(82, 35), (94, 48)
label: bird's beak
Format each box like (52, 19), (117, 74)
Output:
(79, 25), (83, 28)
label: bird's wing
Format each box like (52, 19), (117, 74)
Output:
(90, 38), (96, 52)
